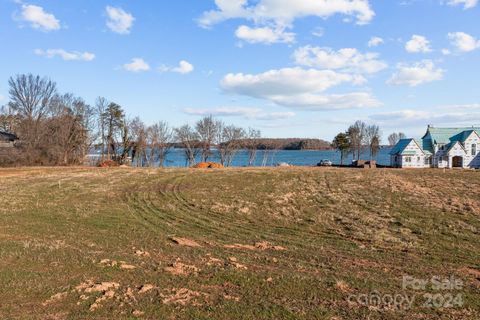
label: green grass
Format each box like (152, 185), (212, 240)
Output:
(0, 167), (479, 319)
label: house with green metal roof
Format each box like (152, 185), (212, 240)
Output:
(390, 126), (480, 168)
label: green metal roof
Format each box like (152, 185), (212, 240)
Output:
(389, 139), (424, 156)
(422, 127), (480, 144)
(416, 139), (433, 155)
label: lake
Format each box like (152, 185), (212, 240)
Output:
(99, 147), (393, 167)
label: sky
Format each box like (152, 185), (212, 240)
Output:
(0, 0), (479, 140)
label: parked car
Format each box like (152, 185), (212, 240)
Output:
(318, 159), (333, 167)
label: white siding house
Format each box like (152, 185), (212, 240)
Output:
(390, 126), (480, 169)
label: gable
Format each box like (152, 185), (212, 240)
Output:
(446, 141), (467, 155)
(390, 139), (424, 156)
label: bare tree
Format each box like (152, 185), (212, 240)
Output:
(245, 128), (261, 166)
(8, 74), (57, 160)
(95, 97), (109, 161)
(347, 120), (367, 160)
(175, 124), (199, 167)
(130, 117), (147, 167)
(147, 121), (173, 167)
(48, 93), (94, 165)
(365, 124), (382, 160)
(217, 124), (245, 167)
(388, 132), (406, 146)
(119, 116), (132, 165)
(196, 115), (221, 162)
(8, 74), (57, 122)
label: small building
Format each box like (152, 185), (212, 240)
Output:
(0, 131), (18, 148)
(390, 126), (480, 169)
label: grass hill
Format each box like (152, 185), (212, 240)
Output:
(0, 167), (479, 319)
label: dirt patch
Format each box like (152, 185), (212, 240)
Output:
(228, 257), (248, 270)
(161, 288), (209, 306)
(89, 290), (115, 311)
(138, 284), (156, 294)
(335, 280), (353, 293)
(42, 292), (68, 306)
(170, 236), (202, 248)
(459, 267), (480, 281)
(74, 280), (120, 311)
(164, 261), (200, 276)
(224, 241), (286, 251)
(76, 281), (120, 294)
(98, 259), (136, 270)
(134, 250), (151, 257)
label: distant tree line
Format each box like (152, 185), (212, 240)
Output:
(1, 73), (313, 167)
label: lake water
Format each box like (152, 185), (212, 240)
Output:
(98, 147), (392, 167)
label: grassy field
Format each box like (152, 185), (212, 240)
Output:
(0, 167), (479, 319)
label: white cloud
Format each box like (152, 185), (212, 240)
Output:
(160, 60), (194, 74)
(370, 106), (480, 127)
(387, 60), (444, 87)
(446, 0), (478, 9)
(222, 68), (365, 96)
(106, 6), (134, 34)
(448, 32), (480, 52)
(269, 92), (381, 110)
(122, 58), (150, 72)
(293, 46), (387, 74)
(405, 35), (432, 53)
(441, 48), (451, 55)
(311, 27), (324, 38)
(367, 36), (384, 47)
(183, 106), (295, 120)
(198, 0), (375, 28)
(34, 49), (95, 61)
(235, 25), (295, 44)
(220, 67), (380, 110)
(19, 4), (60, 31)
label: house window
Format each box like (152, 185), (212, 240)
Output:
(405, 157), (412, 163)
(425, 157), (432, 165)
(472, 144), (477, 156)
(439, 144), (445, 150)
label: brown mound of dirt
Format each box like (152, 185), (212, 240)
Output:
(170, 236), (202, 247)
(42, 292), (68, 306)
(164, 261), (200, 276)
(161, 288), (208, 306)
(192, 162), (224, 169)
(224, 241), (286, 251)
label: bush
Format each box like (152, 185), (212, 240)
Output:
(192, 162), (224, 169)
(97, 160), (120, 168)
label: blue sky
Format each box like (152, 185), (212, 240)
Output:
(0, 0), (479, 140)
